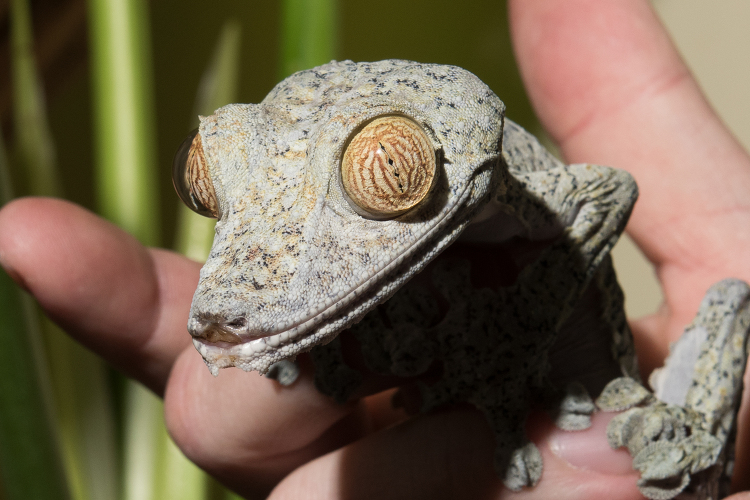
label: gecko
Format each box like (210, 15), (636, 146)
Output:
(172, 59), (750, 499)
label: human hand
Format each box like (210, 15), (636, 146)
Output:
(510, 0), (750, 497)
(2, 1), (750, 499)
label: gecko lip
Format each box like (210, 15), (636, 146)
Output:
(188, 315), (268, 344)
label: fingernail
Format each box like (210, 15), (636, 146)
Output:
(547, 411), (635, 475)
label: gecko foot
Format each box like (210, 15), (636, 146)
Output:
(265, 359), (301, 386)
(552, 382), (596, 431)
(598, 395), (721, 500)
(501, 442), (543, 491)
(596, 278), (750, 500)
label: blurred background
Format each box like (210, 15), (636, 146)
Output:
(0, 0), (748, 499)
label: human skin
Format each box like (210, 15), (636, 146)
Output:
(2, 0), (750, 498)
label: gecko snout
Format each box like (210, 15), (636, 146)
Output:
(188, 315), (247, 345)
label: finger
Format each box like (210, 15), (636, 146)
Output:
(269, 410), (641, 500)
(509, 0), (750, 332)
(163, 348), (368, 498)
(0, 197), (198, 392)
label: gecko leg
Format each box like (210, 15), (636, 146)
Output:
(450, 161), (640, 488)
(597, 279), (750, 500)
(481, 394), (543, 491)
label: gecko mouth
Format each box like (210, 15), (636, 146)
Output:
(189, 315), (264, 345)
(192, 325), (244, 344)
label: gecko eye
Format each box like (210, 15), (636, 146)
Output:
(173, 128), (219, 218)
(341, 116), (436, 218)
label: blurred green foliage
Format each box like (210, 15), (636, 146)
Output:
(46, 0), (536, 244)
(0, 133), (69, 500)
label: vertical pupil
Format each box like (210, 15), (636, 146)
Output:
(342, 116), (435, 217)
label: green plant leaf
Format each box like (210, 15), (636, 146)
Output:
(86, 0), (162, 498)
(121, 383), (161, 500)
(10, 0), (60, 197)
(8, 1), (120, 498)
(87, 0), (160, 245)
(0, 272), (70, 500)
(44, 319), (119, 500)
(0, 135), (69, 500)
(280, 0), (338, 78)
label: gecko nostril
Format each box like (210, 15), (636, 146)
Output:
(226, 317), (246, 329)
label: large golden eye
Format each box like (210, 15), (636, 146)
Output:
(173, 129), (219, 218)
(342, 116), (436, 218)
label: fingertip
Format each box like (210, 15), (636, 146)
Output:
(543, 412), (635, 476)
(0, 197), (148, 316)
(143, 247), (202, 383)
(272, 408), (642, 500)
(0, 198), (62, 289)
(528, 411), (642, 500)
(0, 197), (197, 389)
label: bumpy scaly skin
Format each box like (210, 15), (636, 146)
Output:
(187, 60), (749, 496)
(191, 60), (500, 374)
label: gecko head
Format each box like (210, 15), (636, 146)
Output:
(173, 60), (505, 375)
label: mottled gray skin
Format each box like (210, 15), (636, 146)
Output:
(186, 60), (749, 497)
(597, 280), (750, 499)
